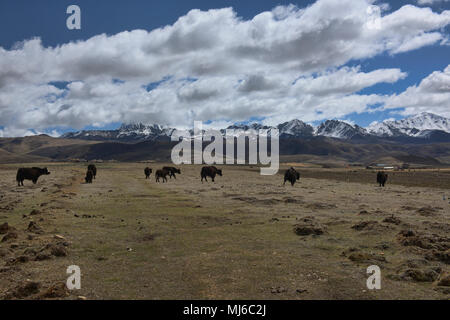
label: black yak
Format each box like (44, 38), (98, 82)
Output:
(163, 166), (181, 179)
(144, 167), (152, 179)
(16, 167), (50, 186)
(85, 170), (94, 184)
(88, 164), (97, 179)
(283, 167), (300, 186)
(377, 171), (388, 187)
(201, 166), (222, 183)
(155, 169), (169, 183)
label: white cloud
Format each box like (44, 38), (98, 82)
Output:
(390, 32), (444, 54)
(292, 66), (407, 96)
(384, 65), (450, 117)
(417, 0), (450, 5)
(0, 0), (449, 136)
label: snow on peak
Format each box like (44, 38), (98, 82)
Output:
(63, 113), (450, 142)
(367, 112), (450, 137)
(277, 119), (314, 137)
(316, 120), (367, 139)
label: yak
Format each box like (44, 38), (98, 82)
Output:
(201, 166), (222, 183)
(283, 167), (300, 186)
(377, 171), (388, 187)
(163, 166), (181, 179)
(155, 169), (169, 183)
(144, 167), (152, 179)
(88, 164), (97, 179)
(85, 170), (94, 184)
(16, 167), (50, 186)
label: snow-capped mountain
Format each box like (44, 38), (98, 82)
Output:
(62, 129), (119, 140)
(315, 120), (368, 139)
(277, 119), (314, 138)
(367, 112), (450, 137)
(223, 123), (271, 135)
(221, 120), (314, 138)
(62, 112), (450, 142)
(117, 123), (175, 140)
(224, 123), (270, 131)
(62, 123), (175, 141)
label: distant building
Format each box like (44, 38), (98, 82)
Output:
(366, 163), (397, 170)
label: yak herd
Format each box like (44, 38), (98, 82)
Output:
(15, 165), (388, 187)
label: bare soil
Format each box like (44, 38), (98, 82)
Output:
(0, 163), (449, 299)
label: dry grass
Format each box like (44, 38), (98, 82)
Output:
(0, 162), (449, 299)
(297, 167), (450, 189)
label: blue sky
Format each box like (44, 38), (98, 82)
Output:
(0, 0), (449, 136)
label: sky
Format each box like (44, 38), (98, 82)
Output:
(0, 0), (449, 137)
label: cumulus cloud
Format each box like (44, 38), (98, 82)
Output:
(0, 0), (450, 136)
(417, 0), (449, 5)
(384, 65), (450, 117)
(292, 67), (407, 96)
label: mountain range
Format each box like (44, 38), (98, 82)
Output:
(1, 112), (450, 165)
(62, 112), (450, 143)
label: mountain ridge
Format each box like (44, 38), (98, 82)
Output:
(61, 112), (450, 143)
(2, 129), (450, 166)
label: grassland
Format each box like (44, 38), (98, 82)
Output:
(0, 163), (449, 299)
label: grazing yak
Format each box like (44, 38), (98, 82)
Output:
(16, 167), (50, 186)
(283, 167), (300, 186)
(163, 166), (181, 179)
(201, 166), (222, 183)
(144, 167), (152, 179)
(85, 170), (94, 184)
(377, 171), (388, 187)
(87, 164), (97, 179)
(155, 169), (169, 183)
